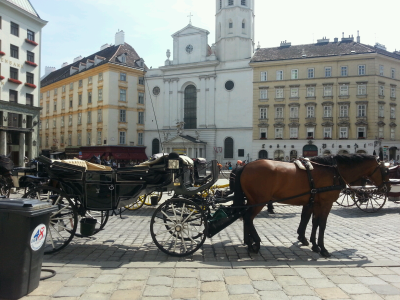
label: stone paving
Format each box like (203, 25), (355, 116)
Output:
(5, 185), (400, 299)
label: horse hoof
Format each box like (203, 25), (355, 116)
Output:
(297, 236), (309, 246)
(247, 244), (259, 254)
(268, 209), (275, 214)
(311, 245), (321, 253)
(320, 250), (331, 258)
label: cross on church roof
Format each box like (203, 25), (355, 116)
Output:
(187, 12), (193, 25)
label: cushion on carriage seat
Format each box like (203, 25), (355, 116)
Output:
(60, 159), (112, 171)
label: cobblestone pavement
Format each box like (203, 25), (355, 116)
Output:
(6, 184), (400, 299)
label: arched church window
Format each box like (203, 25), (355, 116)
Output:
(184, 85), (197, 129)
(224, 137), (234, 158)
(259, 150), (268, 159)
(152, 138), (160, 155)
(228, 19), (233, 31)
(220, 0), (222, 9)
(228, 0), (234, 6)
(242, 20), (245, 29)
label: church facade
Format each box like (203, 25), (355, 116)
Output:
(144, 0), (255, 163)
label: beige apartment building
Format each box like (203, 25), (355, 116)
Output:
(251, 35), (400, 161)
(39, 31), (148, 161)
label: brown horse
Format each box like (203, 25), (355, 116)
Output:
(233, 154), (390, 257)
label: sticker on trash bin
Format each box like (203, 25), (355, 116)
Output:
(30, 224), (47, 251)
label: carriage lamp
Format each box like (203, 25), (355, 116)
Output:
(168, 159), (180, 169)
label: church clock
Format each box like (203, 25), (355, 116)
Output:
(185, 44), (193, 54)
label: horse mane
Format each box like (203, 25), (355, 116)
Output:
(309, 154), (377, 166)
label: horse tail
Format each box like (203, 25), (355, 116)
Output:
(231, 166), (246, 207)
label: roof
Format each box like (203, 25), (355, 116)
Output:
(171, 24), (210, 37)
(251, 41), (400, 63)
(41, 43), (147, 87)
(4, 0), (39, 17)
(179, 135), (207, 144)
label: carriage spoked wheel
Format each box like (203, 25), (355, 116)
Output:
(150, 198), (207, 257)
(125, 195), (146, 210)
(144, 191), (163, 206)
(0, 176), (12, 198)
(336, 188), (356, 207)
(23, 186), (78, 254)
(354, 188), (387, 213)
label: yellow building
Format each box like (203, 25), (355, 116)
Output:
(250, 35), (400, 161)
(39, 31), (147, 161)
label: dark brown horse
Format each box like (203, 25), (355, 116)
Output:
(233, 154), (390, 257)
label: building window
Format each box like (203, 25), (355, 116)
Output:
(260, 89), (268, 99)
(47, 91), (50, 97)
(378, 105), (384, 118)
(98, 73), (103, 81)
(78, 94), (82, 106)
(10, 67), (18, 80)
(325, 67), (332, 77)
(119, 132), (126, 145)
(88, 76), (92, 84)
(27, 29), (34, 41)
(138, 111), (144, 124)
(291, 69), (298, 79)
(61, 134), (64, 144)
(78, 113), (82, 124)
(339, 85), (348, 96)
(242, 20), (245, 29)
(46, 103), (49, 113)
(45, 120), (49, 129)
(275, 107), (283, 118)
(306, 106), (315, 118)
(97, 131), (102, 145)
(26, 72), (34, 84)
(27, 51), (34, 63)
(308, 68), (314, 78)
(26, 93), (33, 106)
(61, 116), (64, 127)
(97, 109), (102, 122)
(324, 86), (332, 96)
(379, 65), (384, 76)
(341, 66), (348, 76)
(77, 133), (81, 146)
(391, 87), (396, 98)
(228, 0), (234, 6)
(290, 88), (298, 97)
(11, 22), (19, 36)
(357, 127), (366, 138)
(340, 127), (348, 139)
(88, 91), (92, 103)
(290, 106), (298, 118)
(120, 109), (126, 122)
(307, 87), (315, 97)
(357, 105), (366, 117)
(120, 89), (126, 101)
(78, 80), (82, 87)
(391, 106), (396, 119)
(228, 20), (233, 30)
(241, 0), (246, 5)
(68, 115), (72, 126)
(98, 89), (103, 101)
(53, 100), (57, 111)
(87, 111), (91, 123)
(53, 119), (56, 128)
(54, 88), (58, 96)
(290, 128), (298, 139)
(276, 88), (284, 98)
(260, 71), (267, 81)
(224, 137), (234, 158)
(62, 99), (65, 109)
(62, 85), (66, 93)
(69, 96), (73, 108)
(184, 85), (197, 129)
(10, 44), (18, 58)
(379, 85), (384, 96)
(87, 132), (91, 145)
(45, 136), (49, 147)
(307, 127), (314, 139)
(324, 127), (332, 138)
(138, 133), (143, 145)
(323, 106), (332, 117)
(260, 128), (267, 139)
(391, 128), (395, 140)
(391, 68), (396, 79)
(139, 77), (144, 85)
(358, 65), (366, 75)
(260, 107), (267, 119)
(275, 128), (283, 139)
(138, 92), (144, 104)
(358, 84), (366, 95)
(69, 82), (73, 90)
(120, 73), (126, 81)
(276, 70), (283, 80)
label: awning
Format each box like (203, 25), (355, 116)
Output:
(112, 153), (131, 160)
(81, 153), (103, 160)
(130, 153), (148, 160)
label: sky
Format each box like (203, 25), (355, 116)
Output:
(32, 0), (400, 75)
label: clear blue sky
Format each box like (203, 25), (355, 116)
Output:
(33, 0), (400, 75)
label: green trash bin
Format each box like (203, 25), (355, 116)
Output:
(0, 198), (57, 299)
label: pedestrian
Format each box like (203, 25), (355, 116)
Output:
(225, 162), (228, 170)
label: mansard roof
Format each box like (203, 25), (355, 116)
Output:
(5, 0), (39, 17)
(41, 43), (147, 87)
(251, 41), (400, 63)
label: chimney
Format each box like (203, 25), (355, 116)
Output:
(357, 30), (360, 43)
(61, 62), (68, 68)
(100, 43), (110, 50)
(334, 37), (338, 43)
(45, 66), (56, 76)
(115, 30), (125, 46)
(73, 55), (82, 63)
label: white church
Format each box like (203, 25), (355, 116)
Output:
(144, 0), (255, 163)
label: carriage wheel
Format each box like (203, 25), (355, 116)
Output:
(125, 195), (146, 210)
(144, 191), (162, 206)
(355, 190), (387, 213)
(0, 176), (12, 198)
(336, 188), (356, 207)
(23, 186), (78, 254)
(150, 198), (207, 257)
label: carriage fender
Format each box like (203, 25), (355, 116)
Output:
(18, 175), (46, 187)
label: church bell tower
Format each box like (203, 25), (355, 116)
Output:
(215, 0), (255, 61)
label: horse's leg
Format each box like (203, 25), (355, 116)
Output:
(310, 215), (321, 253)
(297, 205), (312, 246)
(317, 202), (333, 258)
(243, 209), (255, 252)
(248, 206), (264, 253)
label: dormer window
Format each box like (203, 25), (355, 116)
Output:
(117, 53), (127, 63)
(228, 0), (233, 5)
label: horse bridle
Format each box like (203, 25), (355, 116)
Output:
(365, 161), (391, 192)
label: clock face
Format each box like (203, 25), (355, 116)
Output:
(186, 44), (193, 54)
